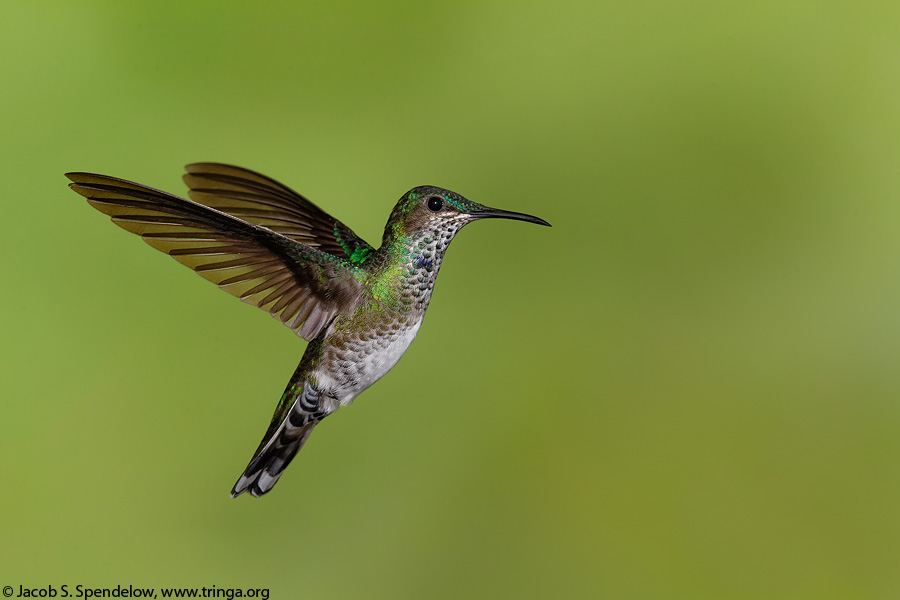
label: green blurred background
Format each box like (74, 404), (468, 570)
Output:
(3, 1), (900, 598)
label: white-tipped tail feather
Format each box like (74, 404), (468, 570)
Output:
(231, 421), (318, 498)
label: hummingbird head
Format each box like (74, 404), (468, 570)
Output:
(382, 185), (550, 247)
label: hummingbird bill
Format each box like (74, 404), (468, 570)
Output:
(66, 164), (550, 497)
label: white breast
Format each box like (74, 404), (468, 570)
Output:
(317, 319), (423, 408)
(360, 319), (422, 389)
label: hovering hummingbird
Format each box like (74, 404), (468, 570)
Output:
(66, 164), (550, 497)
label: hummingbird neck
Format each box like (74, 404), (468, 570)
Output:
(365, 227), (453, 313)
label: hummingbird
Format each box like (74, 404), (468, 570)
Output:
(66, 163), (550, 498)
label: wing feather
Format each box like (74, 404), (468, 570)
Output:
(182, 163), (375, 263)
(66, 172), (364, 340)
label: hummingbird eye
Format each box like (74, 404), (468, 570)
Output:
(426, 196), (443, 212)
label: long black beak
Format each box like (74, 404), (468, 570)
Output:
(470, 207), (551, 227)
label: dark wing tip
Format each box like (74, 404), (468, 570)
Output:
(65, 172), (98, 186)
(66, 173), (107, 198)
(65, 171), (165, 195)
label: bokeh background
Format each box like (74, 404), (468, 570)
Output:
(3, 1), (900, 598)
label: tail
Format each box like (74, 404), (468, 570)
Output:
(231, 418), (320, 498)
(231, 379), (329, 498)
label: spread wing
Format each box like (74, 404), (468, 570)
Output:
(66, 172), (364, 340)
(182, 163), (375, 264)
